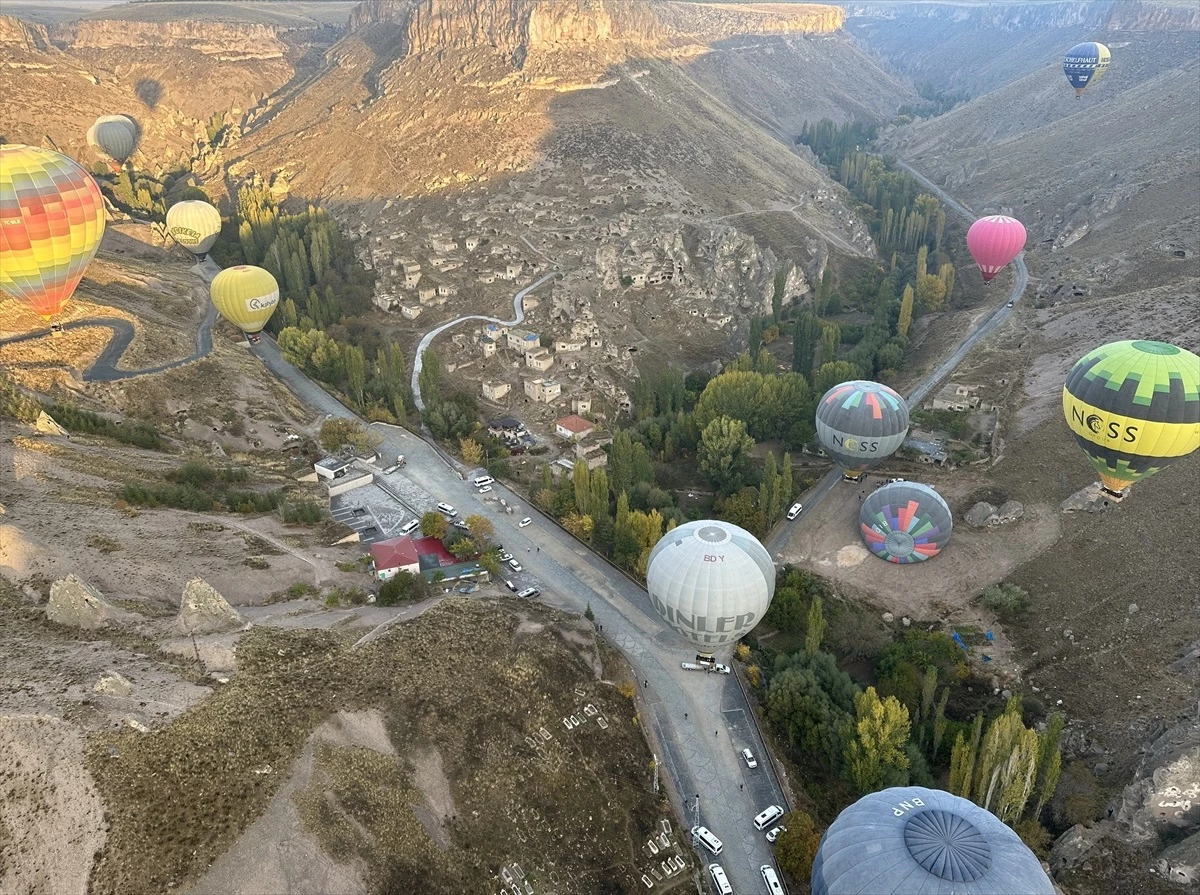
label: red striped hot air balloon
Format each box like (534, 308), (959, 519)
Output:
(966, 214), (1026, 283)
(1, 144), (106, 320)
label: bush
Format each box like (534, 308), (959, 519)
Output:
(1014, 818), (1052, 859)
(735, 643), (751, 663)
(775, 811), (821, 881)
(617, 681), (637, 700)
(45, 403), (166, 450)
(982, 583), (1031, 616)
(282, 499), (323, 525)
(376, 571), (429, 606)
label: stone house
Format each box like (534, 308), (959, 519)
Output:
(525, 348), (554, 372)
(507, 330), (540, 352)
(482, 380), (509, 401)
(524, 378), (561, 404)
(480, 336), (496, 358)
(555, 414), (593, 441)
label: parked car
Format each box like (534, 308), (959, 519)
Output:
(766, 825), (787, 844)
(740, 748), (758, 769)
(754, 805), (785, 831)
(508, 558), (523, 572)
(887, 477), (906, 484)
(1006, 300), (1015, 307)
(786, 502), (803, 520)
(504, 579), (518, 592)
(499, 550), (513, 562)
(436, 502), (457, 517)
(710, 663), (731, 675)
(518, 517), (532, 528)
(517, 587), (540, 599)
(477, 485), (493, 494)
(452, 520), (470, 531)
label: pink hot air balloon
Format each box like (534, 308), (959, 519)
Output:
(966, 215), (1027, 282)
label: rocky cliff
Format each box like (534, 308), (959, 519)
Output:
(349, 0), (843, 63)
(59, 19), (292, 58)
(0, 14), (52, 50)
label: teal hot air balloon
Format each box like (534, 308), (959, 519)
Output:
(816, 380), (910, 482)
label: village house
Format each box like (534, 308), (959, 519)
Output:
(313, 457), (349, 480)
(400, 304), (422, 319)
(507, 330), (540, 352)
(555, 414), (594, 441)
(575, 441), (608, 470)
(487, 417), (524, 439)
(525, 348), (554, 372)
(524, 378), (561, 404)
(465, 235), (481, 251)
(554, 338), (586, 353)
(418, 286), (437, 304)
(482, 380), (510, 401)
(430, 235), (457, 254)
(572, 396), (592, 416)
(504, 262), (524, 280)
(931, 384), (981, 412)
(480, 336), (496, 358)
(436, 284), (457, 297)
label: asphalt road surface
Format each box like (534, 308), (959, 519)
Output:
(768, 162), (1029, 551)
(253, 333), (788, 890)
(0, 258), (220, 382)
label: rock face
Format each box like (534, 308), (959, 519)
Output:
(46, 575), (117, 630)
(176, 579), (243, 635)
(93, 670), (133, 697)
(33, 411), (68, 437)
(0, 13), (52, 49)
(965, 500), (1024, 528)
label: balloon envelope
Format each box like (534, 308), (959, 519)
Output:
(210, 265), (279, 334)
(0, 144), (106, 320)
(816, 380), (910, 475)
(646, 520), (775, 653)
(860, 482), (952, 564)
(166, 200), (222, 257)
(1062, 339), (1200, 494)
(812, 786), (1055, 895)
(87, 115), (138, 165)
(1063, 42), (1111, 95)
(966, 215), (1026, 282)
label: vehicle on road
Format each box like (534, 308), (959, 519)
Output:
(708, 864), (732, 895)
(692, 826), (723, 856)
(517, 586), (540, 599)
(499, 550), (513, 562)
(786, 502), (803, 520)
(472, 474), (494, 487)
(887, 477), (906, 483)
(504, 579), (517, 592)
(761, 864), (785, 894)
(518, 516), (532, 527)
(508, 558), (523, 572)
(754, 805), (785, 831)
(1007, 300), (1015, 307)
(766, 825), (787, 843)
(436, 502), (457, 517)
(681, 662), (704, 671)
(453, 519), (470, 530)
(400, 519), (419, 535)
(741, 748), (758, 769)
(710, 663), (731, 675)
(477, 485), (493, 494)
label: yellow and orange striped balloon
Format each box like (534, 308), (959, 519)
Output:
(1, 144), (106, 320)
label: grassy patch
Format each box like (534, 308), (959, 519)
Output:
(86, 534), (123, 554)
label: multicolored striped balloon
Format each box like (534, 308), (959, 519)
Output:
(860, 482), (953, 564)
(1, 144), (106, 320)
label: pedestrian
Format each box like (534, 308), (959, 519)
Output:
(643, 680), (648, 688)
(684, 712), (688, 720)
(536, 546), (540, 553)
(715, 730), (719, 737)
(740, 783), (743, 791)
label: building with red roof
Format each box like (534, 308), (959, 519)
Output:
(370, 535), (457, 580)
(555, 414), (594, 441)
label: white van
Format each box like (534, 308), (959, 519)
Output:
(786, 502), (803, 520)
(436, 502), (457, 517)
(400, 519), (419, 535)
(691, 825), (723, 856)
(753, 804), (785, 831)
(761, 865), (784, 895)
(709, 864), (732, 895)
(473, 474), (494, 488)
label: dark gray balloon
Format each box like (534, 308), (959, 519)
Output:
(815, 380), (910, 474)
(812, 787), (1055, 895)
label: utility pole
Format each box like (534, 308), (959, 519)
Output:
(691, 793), (701, 849)
(652, 754), (659, 794)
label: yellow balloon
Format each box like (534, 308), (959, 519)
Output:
(210, 265), (279, 334)
(166, 200), (222, 257)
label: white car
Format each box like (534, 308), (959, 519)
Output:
(740, 748), (758, 769)
(499, 550), (513, 562)
(477, 485), (493, 494)
(518, 517), (532, 528)
(711, 663), (731, 675)
(766, 825), (787, 843)
(508, 558), (523, 572)
(1006, 300), (1015, 307)
(786, 502), (803, 520)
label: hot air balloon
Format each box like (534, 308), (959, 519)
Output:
(1062, 339), (1200, 497)
(811, 787), (1055, 895)
(860, 482), (952, 564)
(87, 115), (138, 171)
(1063, 42), (1111, 97)
(966, 215), (1026, 283)
(646, 520), (775, 655)
(0, 144), (106, 321)
(816, 380), (910, 482)
(209, 265), (279, 342)
(166, 200), (222, 259)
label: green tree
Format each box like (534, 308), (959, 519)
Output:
(844, 686), (911, 794)
(345, 344), (366, 407)
(771, 267), (786, 323)
(814, 361), (861, 396)
(898, 285), (915, 339)
(418, 347), (443, 405)
(1033, 713), (1065, 818)
(805, 594), (826, 656)
(572, 458), (591, 516)
(931, 686), (950, 763)
(609, 429), (634, 498)
(698, 416), (755, 493)
(819, 322), (841, 367)
(774, 810), (821, 880)
(562, 512), (594, 542)
(479, 548), (502, 578)
(448, 537), (478, 559)
(760, 451), (779, 524)
(938, 262), (956, 299)
(419, 511), (447, 540)
(916, 244), (929, 280)
(748, 316), (764, 354)
(589, 467), (610, 521)
(949, 713), (984, 797)
(917, 665), (938, 751)
(319, 417), (367, 454)
(459, 438), (484, 467)
(792, 311), (821, 379)
(464, 513), (494, 543)
(779, 452), (794, 505)
(917, 274), (947, 312)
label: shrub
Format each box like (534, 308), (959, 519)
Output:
(775, 811), (821, 881)
(282, 499), (322, 525)
(982, 583), (1031, 616)
(1014, 818), (1052, 859)
(377, 571), (428, 606)
(746, 664), (761, 688)
(617, 681), (637, 700)
(735, 643), (751, 663)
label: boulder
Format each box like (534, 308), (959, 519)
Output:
(1155, 830), (1200, 887)
(176, 578), (243, 635)
(46, 575), (116, 630)
(1050, 819), (1116, 874)
(965, 501), (1000, 528)
(93, 670), (133, 697)
(33, 411), (68, 436)
(997, 500), (1024, 523)
(1113, 713), (1200, 842)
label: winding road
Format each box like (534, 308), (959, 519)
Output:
(0, 258), (220, 382)
(767, 161), (1030, 551)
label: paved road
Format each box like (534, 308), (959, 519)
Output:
(0, 258), (220, 382)
(410, 272), (557, 411)
(768, 163), (1029, 551)
(252, 334), (787, 890)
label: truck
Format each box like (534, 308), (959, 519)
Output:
(681, 662), (704, 671)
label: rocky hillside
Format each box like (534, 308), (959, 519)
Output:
(880, 26), (1199, 296)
